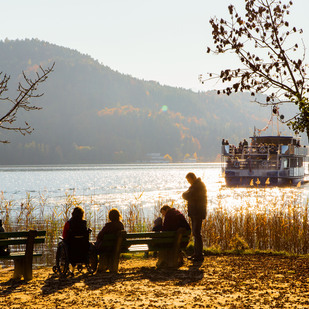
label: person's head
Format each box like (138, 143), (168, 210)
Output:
(71, 206), (85, 220)
(185, 172), (197, 185)
(153, 217), (162, 227)
(108, 208), (122, 222)
(160, 204), (171, 217)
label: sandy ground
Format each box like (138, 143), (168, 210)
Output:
(1, 255), (309, 308)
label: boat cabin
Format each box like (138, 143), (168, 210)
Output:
(221, 135), (308, 186)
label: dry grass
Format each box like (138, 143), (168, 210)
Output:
(1, 186), (309, 266)
(203, 186), (309, 254)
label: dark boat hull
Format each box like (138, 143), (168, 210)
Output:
(225, 175), (303, 187)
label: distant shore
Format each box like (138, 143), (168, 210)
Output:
(1, 255), (309, 308)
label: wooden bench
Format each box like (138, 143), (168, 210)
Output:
(98, 228), (190, 272)
(0, 230), (46, 280)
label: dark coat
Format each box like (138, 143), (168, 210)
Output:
(182, 177), (207, 219)
(162, 208), (191, 231)
(63, 218), (89, 264)
(95, 221), (124, 253)
(63, 218), (88, 242)
(152, 217), (163, 232)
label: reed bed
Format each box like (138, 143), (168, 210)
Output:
(203, 186), (309, 255)
(0, 186), (308, 267)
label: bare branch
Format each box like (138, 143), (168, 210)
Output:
(0, 62), (55, 143)
(203, 0), (309, 137)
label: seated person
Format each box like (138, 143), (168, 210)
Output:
(95, 208), (125, 272)
(95, 208), (124, 253)
(62, 206), (89, 264)
(152, 217), (163, 232)
(160, 205), (191, 232)
(156, 205), (191, 268)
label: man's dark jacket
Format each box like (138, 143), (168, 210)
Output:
(182, 178), (207, 219)
(162, 208), (191, 231)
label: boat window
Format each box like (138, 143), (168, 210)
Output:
(283, 158), (288, 169)
(290, 158), (297, 168)
(289, 158), (303, 168)
(281, 145), (289, 154)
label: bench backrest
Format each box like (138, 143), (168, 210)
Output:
(0, 230), (46, 247)
(100, 230), (190, 252)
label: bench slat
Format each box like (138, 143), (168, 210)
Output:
(101, 231), (190, 241)
(0, 237), (45, 246)
(126, 231), (189, 239)
(124, 237), (189, 246)
(0, 231), (46, 239)
(99, 230), (190, 251)
(100, 236), (189, 247)
(128, 244), (149, 252)
(0, 252), (43, 260)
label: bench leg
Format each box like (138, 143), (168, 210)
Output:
(23, 230), (36, 281)
(97, 254), (119, 273)
(156, 249), (169, 268)
(156, 228), (187, 269)
(97, 254), (109, 272)
(156, 249), (182, 268)
(109, 231), (125, 273)
(97, 231), (125, 273)
(13, 259), (24, 280)
(13, 258), (33, 281)
(23, 260), (33, 281)
(110, 253), (120, 273)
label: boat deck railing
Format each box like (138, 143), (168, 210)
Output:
(222, 144), (308, 157)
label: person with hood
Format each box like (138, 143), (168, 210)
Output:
(157, 205), (190, 268)
(182, 172), (207, 262)
(160, 205), (190, 232)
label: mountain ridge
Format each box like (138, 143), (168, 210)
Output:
(0, 39), (285, 164)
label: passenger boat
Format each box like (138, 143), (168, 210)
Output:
(221, 134), (309, 187)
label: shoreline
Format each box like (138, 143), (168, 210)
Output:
(1, 255), (309, 308)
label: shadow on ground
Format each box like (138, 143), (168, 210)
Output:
(40, 262), (204, 294)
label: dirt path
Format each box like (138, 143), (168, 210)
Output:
(1, 255), (309, 308)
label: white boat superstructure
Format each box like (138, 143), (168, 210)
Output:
(221, 135), (309, 186)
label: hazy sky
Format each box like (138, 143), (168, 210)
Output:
(1, 0), (309, 92)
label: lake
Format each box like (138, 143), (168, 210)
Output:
(1, 163), (308, 218)
(0, 163), (223, 217)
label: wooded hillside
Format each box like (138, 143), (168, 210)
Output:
(0, 39), (288, 164)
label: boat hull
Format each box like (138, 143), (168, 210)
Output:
(225, 174), (303, 187)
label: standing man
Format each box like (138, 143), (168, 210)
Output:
(182, 172), (207, 262)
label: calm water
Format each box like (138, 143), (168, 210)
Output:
(1, 163), (309, 218)
(0, 163), (223, 216)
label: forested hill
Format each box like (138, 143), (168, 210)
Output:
(0, 39), (282, 164)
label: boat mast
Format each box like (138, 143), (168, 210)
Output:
(256, 106), (281, 136)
